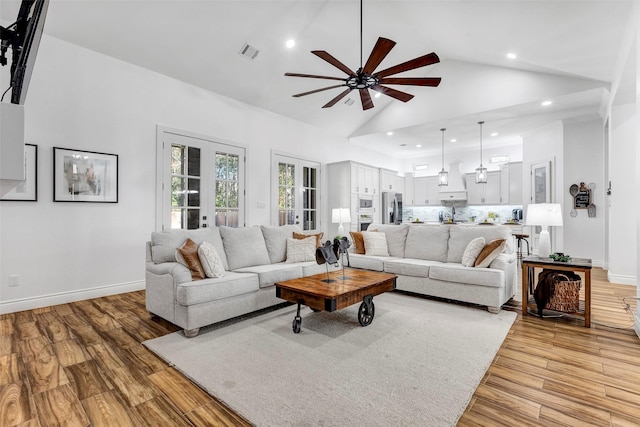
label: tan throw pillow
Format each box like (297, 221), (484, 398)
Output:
(461, 237), (486, 267)
(474, 239), (507, 268)
(286, 236), (316, 262)
(293, 231), (324, 248)
(198, 241), (225, 278)
(349, 231), (365, 254)
(177, 238), (205, 280)
(361, 230), (389, 257)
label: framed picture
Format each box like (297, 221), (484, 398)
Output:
(53, 147), (118, 203)
(1, 143), (38, 202)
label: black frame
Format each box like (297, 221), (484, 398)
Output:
(53, 147), (118, 203)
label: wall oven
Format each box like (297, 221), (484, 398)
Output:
(358, 195), (373, 210)
(358, 212), (373, 231)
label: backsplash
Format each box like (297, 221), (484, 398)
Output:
(404, 205), (523, 224)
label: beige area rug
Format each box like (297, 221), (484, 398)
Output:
(144, 292), (516, 426)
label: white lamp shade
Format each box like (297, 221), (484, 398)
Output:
(525, 203), (563, 227)
(332, 208), (351, 224)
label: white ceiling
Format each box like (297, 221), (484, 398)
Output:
(1, 0), (636, 158)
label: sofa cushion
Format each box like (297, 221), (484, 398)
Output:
(177, 238), (205, 280)
(366, 224), (409, 257)
(349, 231), (366, 254)
(285, 236), (316, 263)
(220, 226), (271, 270)
(475, 239), (507, 268)
(151, 227), (228, 270)
(198, 241), (225, 278)
(462, 237), (486, 267)
(404, 225), (450, 262)
(383, 258), (443, 277)
(362, 231), (389, 256)
(447, 225), (512, 264)
(429, 264), (505, 288)
(260, 225), (302, 263)
(176, 271), (260, 306)
(293, 231), (324, 248)
(234, 263), (303, 288)
(347, 254), (390, 271)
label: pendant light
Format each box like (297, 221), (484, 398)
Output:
(438, 128), (448, 186)
(475, 121), (487, 184)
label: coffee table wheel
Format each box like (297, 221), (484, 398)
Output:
(292, 315), (302, 333)
(358, 295), (375, 327)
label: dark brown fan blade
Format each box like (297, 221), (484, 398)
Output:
(378, 77), (442, 87)
(292, 85), (346, 98)
(370, 85), (414, 102)
(374, 52), (440, 78)
(285, 72), (346, 82)
(362, 37), (396, 74)
(359, 89), (374, 110)
(312, 51), (356, 76)
(322, 88), (352, 108)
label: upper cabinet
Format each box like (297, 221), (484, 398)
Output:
(466, 171), (501, 205)
(356, 164), (379, 195)
(500, 161), (523, 204)
(413, 176), (441, 206)
(380, 168), (405, 194)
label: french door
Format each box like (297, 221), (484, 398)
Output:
(156, 128), (245, 230)
(271, 153), (320, 231)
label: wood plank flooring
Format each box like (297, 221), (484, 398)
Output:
(0, 267), (638, 426)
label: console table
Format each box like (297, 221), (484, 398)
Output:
(521, 256), (592, 327)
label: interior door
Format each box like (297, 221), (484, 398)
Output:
(272, 153), (320, 231)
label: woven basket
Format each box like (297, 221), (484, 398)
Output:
(546, 279), (581, 312)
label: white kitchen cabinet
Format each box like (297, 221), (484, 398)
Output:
(413, 176), (441, 206)
(500, 161), (523, 204)
(357, 164), (379, 195)
(380, 169), (404, 195)
(466, 171), (501, 205)
(404, 175), (414, 205)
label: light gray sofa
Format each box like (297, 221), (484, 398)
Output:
(348, 223), (517, 313)
(145, 224), (337, 337)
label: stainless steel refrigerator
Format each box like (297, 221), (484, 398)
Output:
(382, 192), (403, 224)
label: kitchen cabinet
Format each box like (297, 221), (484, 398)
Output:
(380, 169), (405, 195)
(404, 175), (414, 205)
(500, 161), (523, 204)
(466, 171), (501, 205)
(413, 176), (441, 206)
(356, 164), (379, 195)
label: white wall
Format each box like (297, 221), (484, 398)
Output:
(562, 119), (605, 266)
(0, 35), (393, 313)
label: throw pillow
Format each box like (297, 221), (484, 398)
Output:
(198, 241), (225, 278)
(361, 230), (389, 257)
(461, 237), (486, 267)
(474, 239), (507, 268)
(349, 231), (365, 254)
(177, 238), (205, 280)
(285, 236), (316, 263)
(293, 231), (324, 248)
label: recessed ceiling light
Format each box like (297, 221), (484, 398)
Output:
(541, 100), (553, 106)
(387, 131), (393, 136)
(374, 92), (381, 98)
(507, 52), (517, 60)
(416, 144), (422, 148)
(491, 132), (498, 137)
(400, 143), (407, 147)
(285, 39), (295, 49)
(450, 138), (457, 143)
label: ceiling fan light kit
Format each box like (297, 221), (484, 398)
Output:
(285, 0), (441, 110)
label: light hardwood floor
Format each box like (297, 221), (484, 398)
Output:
(1, 268), (638, 426)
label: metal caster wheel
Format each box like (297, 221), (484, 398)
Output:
(292, 316), (302, 333)
(358, 296), (375, 326)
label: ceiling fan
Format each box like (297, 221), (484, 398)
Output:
(284, 0), (441, 110)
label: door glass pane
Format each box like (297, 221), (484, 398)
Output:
(187, 178), (200, 207)
(302, 166), (318, 231)
(227, 210), (239, 227)
(228, 182), (238, 208)
(215, 210), (226, 227)
(215, 153), (227, 179)
(187, 209), (199, 229)
(171, 177), (185, 206)
(215, 181), (226, 207)
(171, 146), (185, 174)
(171, 208), (183, 229)
(187, 147), (201, 176)
(534, 166), (547, 203)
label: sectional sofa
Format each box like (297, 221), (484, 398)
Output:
(145, 223), (516, 337)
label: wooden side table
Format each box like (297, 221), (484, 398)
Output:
(521, 256), (592, 327)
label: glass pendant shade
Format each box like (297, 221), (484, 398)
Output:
(438, 128), (448, 186)
(475, 121), (487, 184)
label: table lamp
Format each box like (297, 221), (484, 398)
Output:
(332, 208), (351, 236)
(525, 203), (563, 258)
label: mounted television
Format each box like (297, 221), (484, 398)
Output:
(0, 0), (49, 105)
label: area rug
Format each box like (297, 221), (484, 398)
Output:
(144, 292), (516, 426)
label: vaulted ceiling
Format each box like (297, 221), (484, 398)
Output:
(1, 0), (636, 158)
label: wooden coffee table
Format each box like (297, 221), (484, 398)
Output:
(275, 269), (397, 333)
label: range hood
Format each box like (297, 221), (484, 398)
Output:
(439, 162), (467, 203)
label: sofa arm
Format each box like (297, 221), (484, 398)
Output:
(146, 261), (192, 284)
(489, 252), (516, 269)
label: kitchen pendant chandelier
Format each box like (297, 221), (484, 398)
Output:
(438, 128), (448, 186)
(475, 121), (487, 184)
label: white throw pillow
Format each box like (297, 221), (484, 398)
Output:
(461, 237), (486, 267)
(198, 241), (225, 278)
(362, 231), (389, 256)
(285, 236), (316, 263)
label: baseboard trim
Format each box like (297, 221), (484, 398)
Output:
(606, 272), (638, 286)
(0, 281), (146, 315)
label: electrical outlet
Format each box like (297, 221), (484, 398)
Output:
(9, 275), (20, 287)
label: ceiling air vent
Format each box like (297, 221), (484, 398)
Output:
(239, 43), (260, 60)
